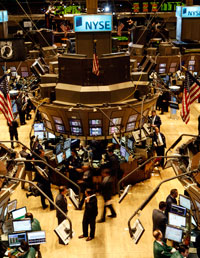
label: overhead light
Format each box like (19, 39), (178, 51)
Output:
(105, 6), (110, 12)
(118, 106), (122, 110)
(93, 107), (97, 112)
(68, 107), (73, 112)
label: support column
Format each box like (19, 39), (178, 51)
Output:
(185, 0), (193, 6)
(86, 0), (98, 14)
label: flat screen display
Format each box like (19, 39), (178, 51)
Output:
(34, 131), (44, 140)
(126, 122), (136, 132)
(109, 126), (119, 135)
(21, 71), (29, 77)
(170, 204), (186, 216)
(55, 124), (65, 133)
(69, 119), (81, 127)
(127, 139), (133, 150)
(13, 219), (32, 232)
(159, 63), (166, 68)
(110, 118), (122, 125)
(189, 60), (195, 65)
(53, 116), (63, 125)
(128, 114), (138, 123)
(89, 119), (102, 126)
(65, 148), (71, 159)
(48, 132), (55, 139)
(27, 231), (46, 245)
(179, 194), (191, 210)
(89, 127), (102, 136)
(159, 68), (166, 74)
(125, 151), (129, 162)
(7, 200), (17, 213)
(8, 232), (27, 247)
(188, 65), (194, 71)
(64, 139), (71, 150)
(56, 143), (62, 155)
(71, 127), (82, 136)
(34, 123), (44, 132)
(12, 207), (27, 220)
(165, 225), (183, 243)
(57, 152), (63, 164)
(132, 130), (146, 143)
(168, 212), (186, 228)
(120, 146), (126, 158)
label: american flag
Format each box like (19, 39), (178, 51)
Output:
(92, 42), (99, 76)
(181, 71), (200, 124)
(0, 74), (14, 124)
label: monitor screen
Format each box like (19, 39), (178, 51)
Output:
(121, 136), (126, 145)
(109, 126), (119, 135)
(34, 131), (44, 140)
(7, 200), (17, 213)
(110, 118), (122, 125)
(12, 207), (27, 220)
(69, 119), (81, 127)
(89, 127), (102, 136)
(56, 143), (62, 155)
(179, 194), (191, 210)
(159, 68), (166, 74)
(27, 231), (46, 245)
(189, 60), (195, 65)
(89, 119), (102, 126)
(57, 152), (63, 164)
(21, 71), (29, 77)
(11, 101), (18, 113)
(159, 63), (166, 68)
(126, 122), (136, 132)
(13, 219), (32, 232)
(170, 204), (186, 216)
(8, 232), (27, 247)
(10, 66), (16, 72)
(64, 139), (71, 150)
(70, 127), (82, 136)
(52, 116), (63, 125)
(128, 114), (138, 123)
(55, 124), (65, 133)
(120, 146), (126, 158)
(170, 62), (177, 68)
(168, 212), (186, 228)
(65, 148), (71, 159)
(188, 65), (194, 71)
(48, 132), (55, 139)
(34, 123), (44, 132)
(132, 130), (146, 143)
(165, 225), (183, 243)
(127, 139), (133, 150)
(125, 151), (129, 162)
(193, 72), (198, 76)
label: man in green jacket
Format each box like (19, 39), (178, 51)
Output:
(171, 245), (189, 258)
(25, 213), (41, 231)
(153, 230), (176, 258)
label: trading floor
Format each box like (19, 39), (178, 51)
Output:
(0, 103), (199, 258)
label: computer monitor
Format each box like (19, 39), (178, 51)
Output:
(110, 118), (122, 125)
(89, 119), (102, 126)
(125, 151), (130, 162)
(8, 232), (27, 247)
(55, 124), (65, 133)
(159, 63), (166, 68)
(56, 152), (63, 164)
(112, 138), (117, 144)
(34, 131), (44, 140)
(179, 194), (191, 210)
(47, 132), (55, 139)
(127, 139), (133, 150)
(7, 200), (17, 213)
(34, 123), (44, 132)
(128, 114), (138, 123)
(13, 219), (32, 232)
(159, 68), (166, 74)
(109, 126), (119, 135)
(193, 72), (198, 76)
(165, 225), (183, 243)
(189, 60), (195, 65)
(53, 116), (63, 125)
(64, 139), (71, 150)
(56, 143), (62, 155)
(168, 212), (186, 228)
(70, 127), (82, 136)
(191, 216), (197, 227)
(170, 204), (186, 216)
(132, 130), (146, 143)
(27, 231), (46, 245)
(89, 127), (102, 136)
(120, 136), (126, 145)
(120, 146), (126, 158)
(65, 148), (71, 159)
(12, 207), (27, 220)
(69, 119), (81, 127)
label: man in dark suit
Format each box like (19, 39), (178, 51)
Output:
(8, 119), (19, 149)
(152, 201), (167, 238)
(153, 127), (166, 168)
(79, 189), (98, 241)
(149, 110), (162, 130)
(165, 189), (178, 217)
(55, 186), (68, 244)
(98, 169), (117, 223)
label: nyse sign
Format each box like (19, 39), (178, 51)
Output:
(74, 15), (112, 32)
(176, 6), (200, 18)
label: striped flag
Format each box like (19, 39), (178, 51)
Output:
(0, 74), (14, 124)
(117, 22), (124, 36)
(92, 41), (99, 76)
(181, 71), (200, 124)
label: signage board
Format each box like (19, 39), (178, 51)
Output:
(176, 6), (200, 18)
(0, 11), (8, 23)
(74, 15), (112, 32)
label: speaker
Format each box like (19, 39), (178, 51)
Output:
(0, 38), (26, 61)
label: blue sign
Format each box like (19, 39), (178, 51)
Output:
(176, 6), (200, 18)
(74, 15), (112, 32)
(0, 10), (8, 23)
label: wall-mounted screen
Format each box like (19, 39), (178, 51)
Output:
(34, 131), (44, 140)
(69, 119), (81, 127)
(34, 123), (44, 132)
(89, 119), (102, 126)
(12, 207), (27, 220)
(7, 200), (17, 213)
(169, 67), (176, 73)
(21, 71), (29, 77)
(127, 139), (133, 150)
(109, 126), (120, 135)
(8, 232), (27, 247)
(128, 114), (138, 123)
(89, 127), (102, 136)
(126, 122), (136, 132)
(120, 146), (126, 158)
(110, 118), (122, 125)
(170, 62), (177, 68)
(55, 124), (65, 133)
(189, 60), (195, 65)
(71, 127), (82, 136)
(13, 219), (32, 232)
(64, 139), (71, 150)
(165, 225), (183, 243)
(159, 68), (166, 74)
(159, 63), (166, 68)
(179, 194), (191, 210)
(53, 116), (63, 125)
(168, 212), (186, 228)
(27, 231), (46, 245)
